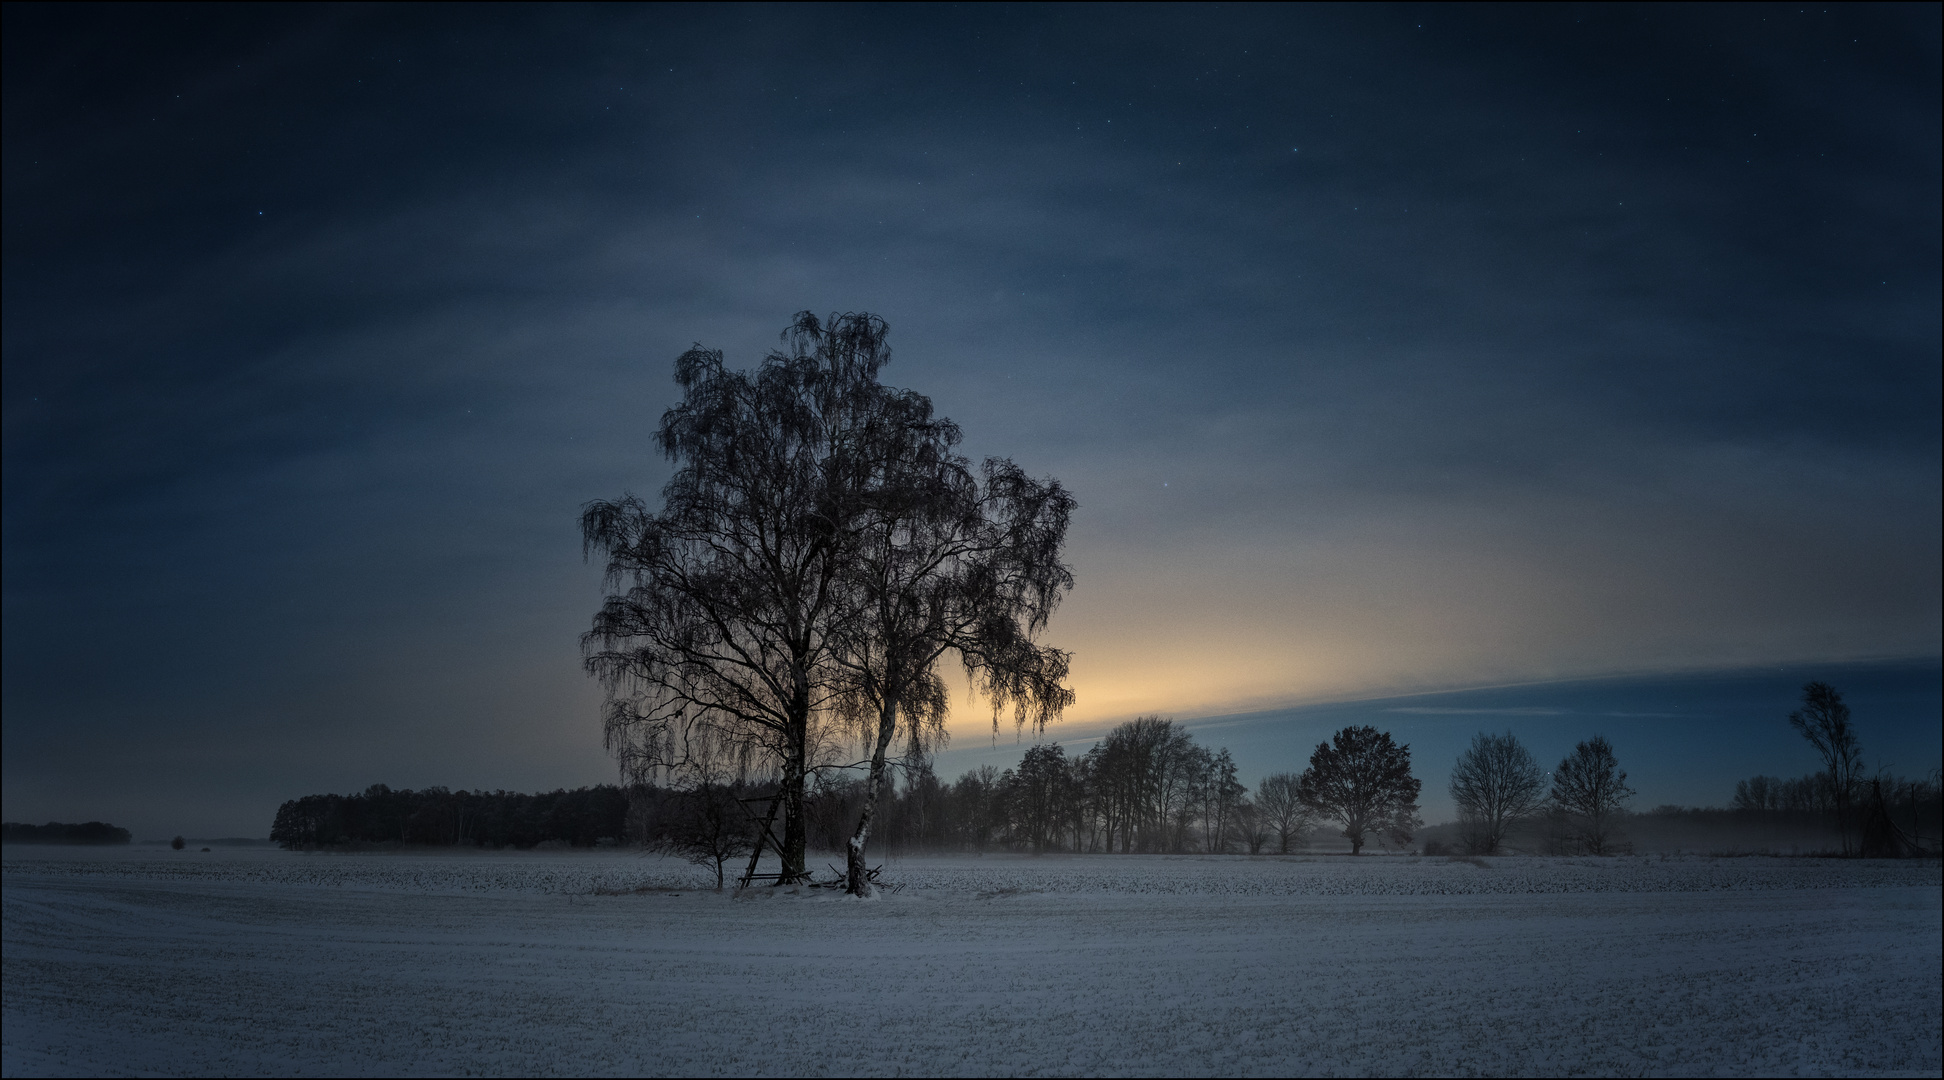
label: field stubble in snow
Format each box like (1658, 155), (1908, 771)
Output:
(3, 847), (1938, 1077)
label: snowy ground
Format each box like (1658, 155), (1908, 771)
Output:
(4, 847), (1938, 1077)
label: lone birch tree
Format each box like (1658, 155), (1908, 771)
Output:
(1255, 772), (1313, 854)
(583, 310), (1075, 892)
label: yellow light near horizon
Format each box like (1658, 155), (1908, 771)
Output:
(936, 483), (1942, 742)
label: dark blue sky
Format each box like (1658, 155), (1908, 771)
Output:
(4, 5), (1938, 837)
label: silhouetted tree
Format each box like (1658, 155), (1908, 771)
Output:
(1232, 798), (1271, 854)
(1085, 717), (1205, 852)
(582, 312), (910, 884)
(1550, 735), (1634, 854)
(1065, 751), (1100, 852)
(1449, 731), (1547, 855)
(1296, 726), (1422, 855)
(1254, 773), (1312, 854)
(952, 765), (1004, 850)
(1198, 749), (1247, 854)
(1012, 744), (1073, 853)
(1788, 681), (1864, 855)
(1, 821), (132, 845)
(652, 781), (758, 889)
(826, 360), (1075, 892)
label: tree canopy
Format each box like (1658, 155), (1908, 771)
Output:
(581, 311), (1074, 889)
(1296, 726), (1422, 855)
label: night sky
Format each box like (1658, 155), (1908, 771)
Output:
(5, 5), (1938, 837)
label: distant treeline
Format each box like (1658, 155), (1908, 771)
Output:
(273, 699), (1941, 859)
(1730, 772), (1919, 817)
(806, 757), (1936, 857)
(800, 735), (1256, 856)
(2, 821), (132, 845)
(657, 717), (1378, 865)
(270, 785), (628, 849)
(270, 766), (1941, 857)
(270, 720), (1275, 855)
(1724, 771), (1941, 850)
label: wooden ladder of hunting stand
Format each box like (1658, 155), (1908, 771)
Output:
(734, 793), (792, 889)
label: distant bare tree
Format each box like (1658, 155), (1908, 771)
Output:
(651, 781), (757, 889)
(1296, 726), (1422, 855)
(1254, 772), (1312, 854)
(1449, 731), (1546, 855)
(1788, 681), (1864, 855)
(1550, 735), (1634, 855)
(1232, 798), (1271, 854)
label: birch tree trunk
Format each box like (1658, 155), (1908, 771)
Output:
(846, 696), (900, 896)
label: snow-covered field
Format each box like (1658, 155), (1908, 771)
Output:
(4, 847), (1938, 1077)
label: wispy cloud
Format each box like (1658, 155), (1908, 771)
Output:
(1601, 712), (1693, 719)
(1388, 707), (1570, 716)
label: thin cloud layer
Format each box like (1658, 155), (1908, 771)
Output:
(3, 6), (1937, 835)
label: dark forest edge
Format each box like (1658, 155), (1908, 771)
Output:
(262, 770), (1944, 858)
(1, 821), (132, 845)
(271, 785), (629, 850)
(265, 712), (1942, 865)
